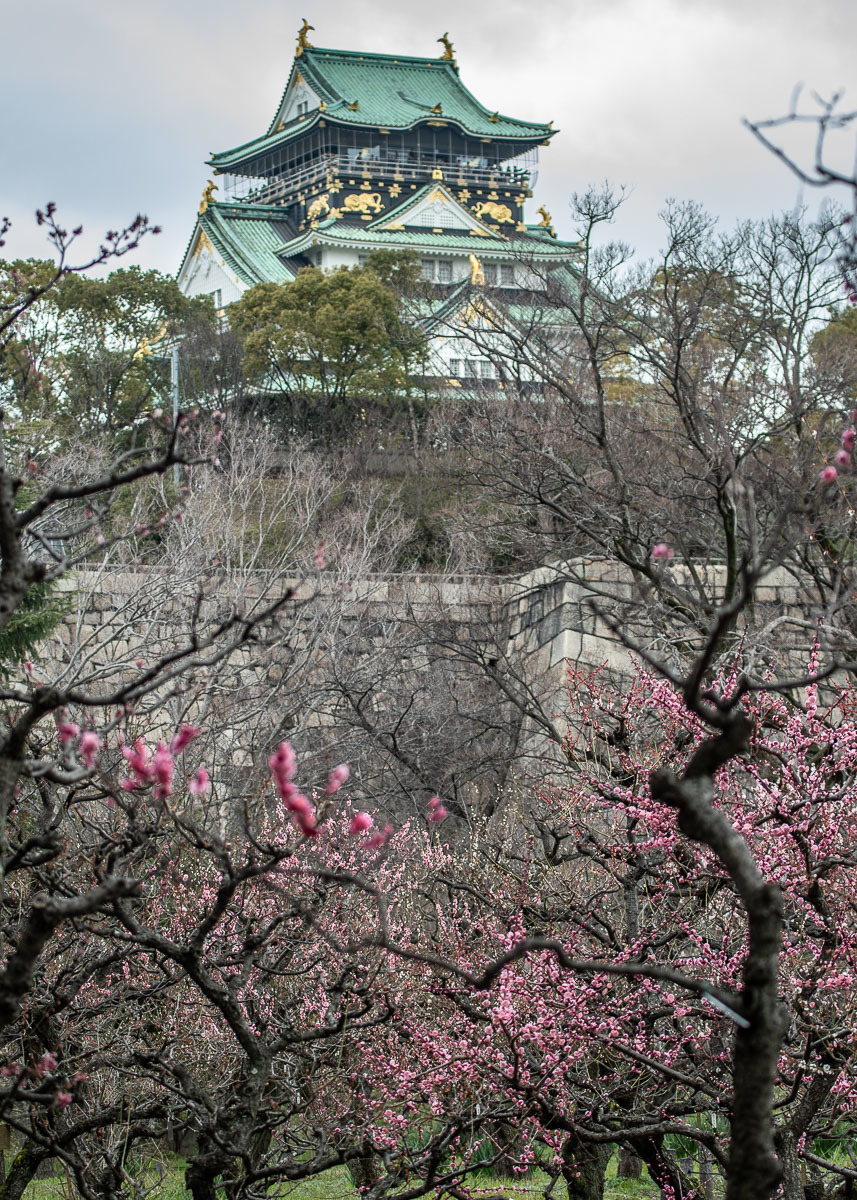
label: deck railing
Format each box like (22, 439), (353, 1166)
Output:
(221, 153), (533, 206)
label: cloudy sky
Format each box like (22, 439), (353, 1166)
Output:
(3, 0), (856, 274)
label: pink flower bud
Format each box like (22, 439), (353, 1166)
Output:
(189, 767), (210, 796)
(55, 1091), (73, 1108)
(40, 1051), (58, 1072)
(170, 724), (200, 754)
(364, 823), (394, 850)
(428, 804), (449, 824)
(348, 812), (373, 835)
(79, 731), (101, 769)
(819, 465), (838, 483)
(842, 427), (856, 450)
(651, 542), (674, 561)
(152, 743), (174, 797)
(58, 721), (80, 746)
(325, 763), (350, 795)
(834, 449), (851, 469)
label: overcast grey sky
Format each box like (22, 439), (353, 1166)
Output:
(3, 0), (857, 274)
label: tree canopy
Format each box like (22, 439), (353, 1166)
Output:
(230, 255), (427, 442)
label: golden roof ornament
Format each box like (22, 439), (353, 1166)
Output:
(469, 253), (485, 286)
(430, 103), (443, 115)
(199, 180), (218, 215)
(133, 325), (167, 361)
(438, 32), (455, 62)
(537, 205), (556, 236)
(296, 18), (314, 55)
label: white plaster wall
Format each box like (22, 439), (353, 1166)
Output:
(179, 243), (247, 306)
(319, 245), (362, 270)
(273, 77), (322, 127)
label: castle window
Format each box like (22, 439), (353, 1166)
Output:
(483, 263), (498, 285)
(422, 259), (454, 283)
(500, 264), (515, 285)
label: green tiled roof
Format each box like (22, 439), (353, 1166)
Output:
(211, 44), (553, 169)
(281, 220), (579, 259)
(293, 46), (553, 139)
(199, 203), (297, 286)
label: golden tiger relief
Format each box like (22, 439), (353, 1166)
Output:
(342, 193), (383, 215)
(306, 194), (330, 221)
(472, 201), (514, 224)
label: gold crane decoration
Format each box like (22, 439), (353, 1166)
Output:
(296, 18), (314, 55)
(199, 180), (218, 215)
(438, 32), (455, 61)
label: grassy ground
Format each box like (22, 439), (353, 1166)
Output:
(21, 1155), (662, 1199)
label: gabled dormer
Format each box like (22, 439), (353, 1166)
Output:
(369, 184), (509, 236)
(269, 66), (324, 133)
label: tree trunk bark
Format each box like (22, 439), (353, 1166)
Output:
(561, 1134), (611, 1200)
(488, 1121), (528, 1178)
(617, 1147), (642, 1179)
(185, 1152), (230, 1200)
(0, 1143), (47, 1200)
(346, 1142), (380, 1191)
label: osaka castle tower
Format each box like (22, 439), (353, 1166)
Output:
(178, 22), (580, 379)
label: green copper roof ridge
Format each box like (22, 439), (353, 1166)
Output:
(202, 208), (263, 285)
(199, 206), (296, 287)
(213, 44), (552, 169)
(271, 221), (580, 260)
(297, 45), (552, 133)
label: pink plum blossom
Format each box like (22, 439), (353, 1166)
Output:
(189, 767), (210, 796)
(651, 542), (674, 561)
(152, 743), (175, 798)
(170, 724), (200, 754)
(325, 763), (350, 795)
(348, 811), (373, 835)
(79, 731), (101, 769)
(819, 465), (838, 483)
(57, 721), (80, 746)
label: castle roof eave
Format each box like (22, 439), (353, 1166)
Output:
(275, 221), (582, 261)
(209, 114), (554, 174)
(210, 42), (555, 172)
(177, 202), (298, 290)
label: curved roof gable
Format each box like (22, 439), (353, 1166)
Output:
(210, 41), (554, 171)
(287, 45), (553, 140)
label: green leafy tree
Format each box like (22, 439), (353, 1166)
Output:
(0, 581), (70, 679)
(0, 261), (214, 455)
(230, 257), (427, 443)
